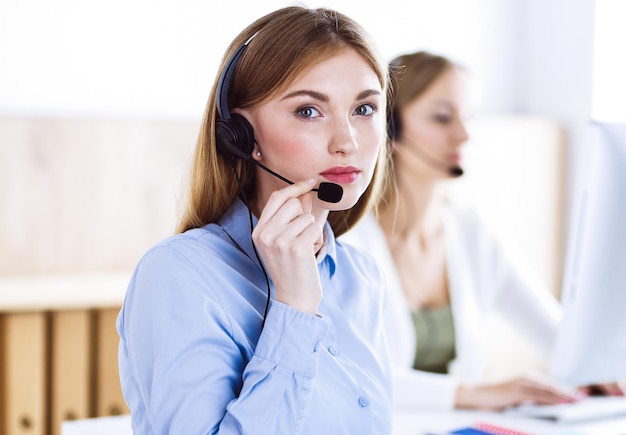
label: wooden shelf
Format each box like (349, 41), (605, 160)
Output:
(0, 272), (131, 313)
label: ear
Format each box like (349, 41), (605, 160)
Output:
(252, 146), (262, 161)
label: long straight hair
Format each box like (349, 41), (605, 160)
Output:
(176, 6), (391, 236)
(379, 51), (458, 214)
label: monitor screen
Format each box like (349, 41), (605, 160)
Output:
(550, 121), (626, 386)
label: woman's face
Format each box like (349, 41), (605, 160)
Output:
(396, 67), (470, 181)
(238, 48), (384, 211)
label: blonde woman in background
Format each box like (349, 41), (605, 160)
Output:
(342, 50), (625, 411)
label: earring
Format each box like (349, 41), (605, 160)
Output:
(256, 151), (261, 157)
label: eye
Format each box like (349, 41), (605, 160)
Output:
(354, 103), (376, 116)
(296, 106), (321, 119)
(434, 113), (452, 124)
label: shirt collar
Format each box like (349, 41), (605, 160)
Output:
(219, 198), (337, 277)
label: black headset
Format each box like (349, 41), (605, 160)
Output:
(215, 36), (257, 161)
(387, 107), (401, 141)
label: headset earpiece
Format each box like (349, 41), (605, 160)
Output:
(387, 108), (400, 141)
(215, 36), (257, 161)
(215, 113), (255, 161)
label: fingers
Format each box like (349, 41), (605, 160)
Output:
(256, 178), (316, 227)
(460, 375), (626, 411)
(518, 373), (579, 405)
(459, 374), (580, 410)
(251, 178), (324, 314)
(254, 180), (320, 258)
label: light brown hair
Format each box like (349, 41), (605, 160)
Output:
(388, 51), (457, 141)
(380, 51), (459, 211)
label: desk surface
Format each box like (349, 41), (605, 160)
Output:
(0, 272), (130, 312)
(394, 408), (626, 435)
(62, 410), (626, 435)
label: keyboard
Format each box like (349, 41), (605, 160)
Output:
(505, 396), (626, 423)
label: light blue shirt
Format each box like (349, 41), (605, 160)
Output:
(117, 198), (392, 434)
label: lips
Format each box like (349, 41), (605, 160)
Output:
(320, 166), (360, 184)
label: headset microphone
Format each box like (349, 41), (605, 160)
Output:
(403, 139), (464, 177)
(388, 109), (464, 178)
(215, 34), (344, 203)
(449, 165), (464, 177)
(253, 160), (343, 203)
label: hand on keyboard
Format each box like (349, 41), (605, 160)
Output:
(455, 371), (581, 411)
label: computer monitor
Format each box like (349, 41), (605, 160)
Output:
(550, 121), (626, 386)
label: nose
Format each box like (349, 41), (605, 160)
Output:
(453, 119), (470, 145)
(329, 116), (358, 155)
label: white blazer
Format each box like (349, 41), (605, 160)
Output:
(340, 204), (561, 410)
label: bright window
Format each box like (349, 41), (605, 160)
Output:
(592, 0), (626, 122)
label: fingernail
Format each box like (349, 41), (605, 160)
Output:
(305, 178), (316, 184)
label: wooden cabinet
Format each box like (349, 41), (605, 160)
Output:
(50, 311), (93, 435)
(94, 309), (128, 418)
(0, 274), (130, 435)
(1, 313), (48, 435)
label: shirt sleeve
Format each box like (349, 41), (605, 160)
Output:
(117, 243), (330, 434)
(392, 366), (460, 411)
(471, 210), (562, 355)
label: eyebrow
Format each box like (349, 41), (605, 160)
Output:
(280, 89), (381, 103)
(430, 100), (456, 110)
(356, 89), (382, 100)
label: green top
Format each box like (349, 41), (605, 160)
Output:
(411, 304), (456, 374)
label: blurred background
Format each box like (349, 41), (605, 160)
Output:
(1, 1), (625, 432)
(0, 0), (625, 276)
(0, 0), (624, 279)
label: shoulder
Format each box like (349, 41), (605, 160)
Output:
(147, 224), (231, 260)
(131, 224), (242, 288)
(444, 201), (531, 277)
(444, 202), (500, 247)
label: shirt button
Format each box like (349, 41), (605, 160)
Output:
(328, 345), (339, 355)
(358, 396), (369, 408)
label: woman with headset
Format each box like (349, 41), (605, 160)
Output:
(117, 6), (392, 434)
(343, 50), (580, 412)
(342, 50), (626, 412)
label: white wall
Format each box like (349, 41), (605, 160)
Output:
(0, 0), (599, 274)
(0, 0), (517, 119)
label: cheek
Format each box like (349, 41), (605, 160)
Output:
(359, 117), (384, 152)
(254, 116), (316, 160)
(271, 133), (321, 168)
(408, 119), (446, 148)
(361, 131), (383, 169)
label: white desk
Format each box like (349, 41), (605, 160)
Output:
(62, 410), (626, 434)
(393, 408), (626, 435)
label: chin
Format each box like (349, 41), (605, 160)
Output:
(314, 190), (360, 212)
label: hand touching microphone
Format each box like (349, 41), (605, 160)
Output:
(252, 178), (325, 315)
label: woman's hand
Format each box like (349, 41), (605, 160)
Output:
(252, 178), (324, 315)
(455, 372), (581, 411)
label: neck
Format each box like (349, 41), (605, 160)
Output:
(379, 160), (446, 241)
